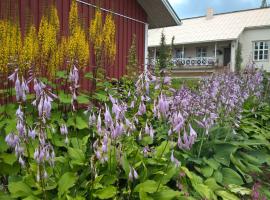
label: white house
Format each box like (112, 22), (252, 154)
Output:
(148, 7), (270, 73)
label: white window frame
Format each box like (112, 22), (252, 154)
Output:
(253, 41), (269, 62)
(196, 47), (207, 58)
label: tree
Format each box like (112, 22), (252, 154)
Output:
(261, 0), (268, 8)
(235, 42), (243, 73)
(126, 35), (138, 79)
(157, 31), (169, 70)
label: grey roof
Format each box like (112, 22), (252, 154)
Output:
(148, 7), (270, 47)
(137, 0), (181, 29)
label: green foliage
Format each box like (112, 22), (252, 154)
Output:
(126, 35), (139, 79)
(0, 68), (270, 200)
(235, 42), (243, 73)
(157, 32), (174, 71)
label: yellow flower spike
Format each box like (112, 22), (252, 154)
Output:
(38, 5), (60, 78)
(69, 0), (79, 35)
(67, 1), (89, 69)
(103, 14), (116, 63)
(90, 9), (103, 55)
(19, 25), (39, 72)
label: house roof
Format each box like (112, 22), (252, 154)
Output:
(148, 7), (270, 47)
(137, 0), (181, 28)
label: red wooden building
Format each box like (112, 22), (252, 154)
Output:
(0, 0), (180, 77)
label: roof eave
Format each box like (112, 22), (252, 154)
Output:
(161, 0), (181, 25)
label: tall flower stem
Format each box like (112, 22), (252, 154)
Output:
(156, 139), (169, 192)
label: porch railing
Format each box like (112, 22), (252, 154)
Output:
(148, 57), (217, 68)
(172, 57), (217, 67)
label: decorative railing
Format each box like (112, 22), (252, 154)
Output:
(172, 57), (217, 67)
(148, 57), (217, 68)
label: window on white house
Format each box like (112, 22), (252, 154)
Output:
(196, 47), (207, 58)
(253, 41), (269, 61)
(175, 49), (184, 58)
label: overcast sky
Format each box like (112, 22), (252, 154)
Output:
(168, 0), (262, 19)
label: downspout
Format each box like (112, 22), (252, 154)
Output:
(145, 24), (149, 70)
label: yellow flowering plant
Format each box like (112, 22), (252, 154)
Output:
(66, 0), (89, 69)
(38, 5), (60, 78)
(103, 14), (116, 63)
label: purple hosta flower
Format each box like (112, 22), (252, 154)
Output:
(33, 79), (45, 98)
(178, 126), (197, 150)
(145, 123), (150, 135)
(60, 124), (68, 136)
(37, 95), (53, 121)
(34, 144), (55, 166)
(130, 100), (135, 108)
(188, 124), (197, 147)
(18, 156), (25, 167)
(89, 113), (96, 126)
(16, 121), (26, 137)
(168, 129), (172, 136)
(60, 124), (68, 143)
(112, 122), (124, 139)
(171, 112), (185, 133)
(149, 125), (154, 139)
(137, 101), (146, 116)
(16, 106), (24, 120)
(28, 129), (36, 139)
(104, 105), (113, 128)
(125, 118), (136, 134)
(109, 95), (116, 104)
(163, 76), (171, 85)
(97, 111), (102, 134)
(112, 102), (121, 120)
(9, 70), (29, 102)
(69, 65), (79, 86)
(102, 135), (108, 153)
(143, 146), (150, 157)
(157, 94), (169, 118)
(128, 167), (139, 182)
(5, 133), (19, 148)
(15, 144), (24, 157)
(170, 150), (181, 167)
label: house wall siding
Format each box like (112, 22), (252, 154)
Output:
(0, 0), (147, 90)
(239, 27), (270, 72)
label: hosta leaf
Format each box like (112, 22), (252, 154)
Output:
(0, 153), (17, 165)
(75, 116), (88, 130)
(203, 158), (220, 170)
(94, 186), (117, 199)
(134, 180), (159, 194)
(150, 188), (183, 200)
(215, 190), (239, 200)
(155, 141), (170, 158)
(77, 94), (90, 104)
(68, 147), (85, 166)
(214, 144), (237, 166)
(228, 184), (251, 195)
(193, 184), (217, 200)
(213, 170), (223, 183)
(201, 166), (214, 178)
(59, 92), (72, 104)
(58, 172), (77, 197)
(221, 168), (244, 186)
(8, 181), (32, 198)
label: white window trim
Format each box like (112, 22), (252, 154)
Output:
(253, 40), (269, 62)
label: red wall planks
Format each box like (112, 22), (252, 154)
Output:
(0, 0), (147, 89)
